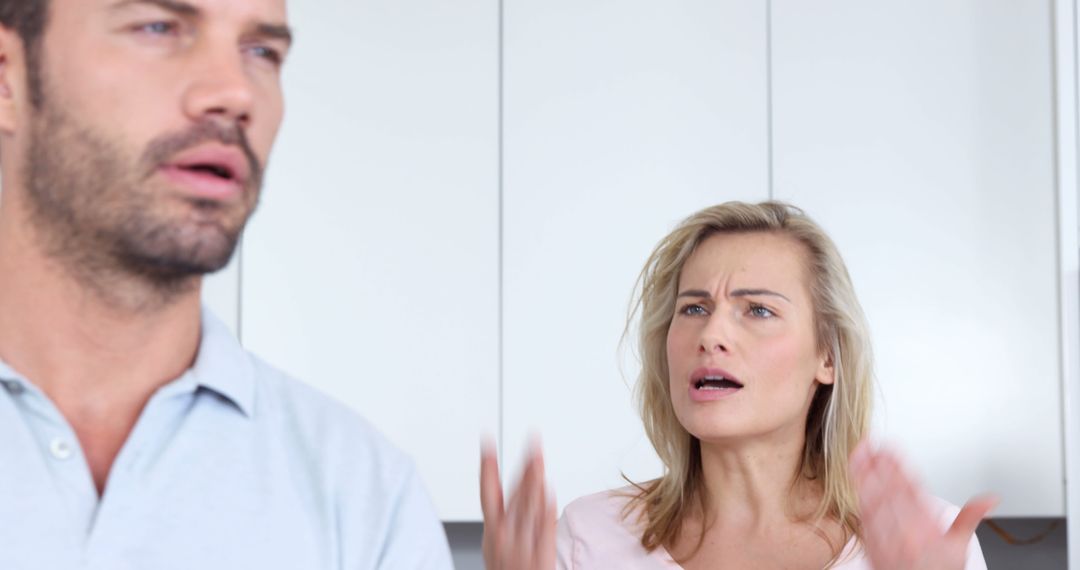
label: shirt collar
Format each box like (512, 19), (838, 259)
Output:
(0, 309), (255, 417)
(190, 307), (257, 418)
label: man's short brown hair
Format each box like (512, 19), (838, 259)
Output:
(0, 0), (48, 107)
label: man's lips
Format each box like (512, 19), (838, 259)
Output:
(159, 144), (252, 201)
(166, 145), (251, 184)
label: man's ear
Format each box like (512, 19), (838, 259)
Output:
(0, 26), (25, 135)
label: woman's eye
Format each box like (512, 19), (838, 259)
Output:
(748, 304), (775, 318)
(679, 304), (708, 317)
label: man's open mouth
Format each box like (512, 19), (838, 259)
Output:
(179, 163), (236, 181)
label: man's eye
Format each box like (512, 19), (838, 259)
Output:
(748, 304), (776, 318)
(136, 21), (181, 36)
(248, 46), (284, 65)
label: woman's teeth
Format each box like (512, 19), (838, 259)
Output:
(695, 377), (742, 390)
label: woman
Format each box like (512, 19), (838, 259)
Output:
(481, 201), (993, 569)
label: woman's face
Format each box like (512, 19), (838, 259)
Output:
(666, 231), (833, 444)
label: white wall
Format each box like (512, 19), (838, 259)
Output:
(235, 0), (500, 522)
(202, 0), (1070, 523)
(502, 0), (768, 507)
(772, 0), (1062, 517)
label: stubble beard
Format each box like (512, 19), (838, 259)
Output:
(20, 88), (262, 312)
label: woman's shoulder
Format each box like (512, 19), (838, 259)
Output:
(561, 487), (639, 524)
(558, 486), (679, 569)
(559, 486), (645, 548)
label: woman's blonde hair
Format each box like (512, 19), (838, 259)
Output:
(625, 201), (873, 564)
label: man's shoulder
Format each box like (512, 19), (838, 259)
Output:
(241, 354), (453, 567)
(199, 311), (407, 469)
(244, 353), (415, 480)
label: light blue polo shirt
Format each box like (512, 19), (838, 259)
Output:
(0, 309), (453, 570)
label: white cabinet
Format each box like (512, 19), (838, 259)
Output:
(202, 255), (240, 336)
(772, 0), (1062, 516)
(221, 0), (1065, 522)
(502, 0), (769, 507)
(1056, 0), (1080, 562)
(239, 0), (499, 521)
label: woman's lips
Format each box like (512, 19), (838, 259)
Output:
(688, 366), (744, 402)
(688, 382), (742, 402)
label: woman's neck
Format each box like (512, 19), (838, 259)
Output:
(696, 428), (822, 532)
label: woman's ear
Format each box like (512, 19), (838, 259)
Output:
(817, 352), (836, 386)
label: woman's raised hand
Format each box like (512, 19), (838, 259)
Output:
(851, 442), (996, 570)
(480, 439), (558, 570)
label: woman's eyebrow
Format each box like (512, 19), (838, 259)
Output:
(677, 288), (793, 303)
(730, 288), (791, 303)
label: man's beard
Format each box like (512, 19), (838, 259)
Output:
(21, 98), (263, 305)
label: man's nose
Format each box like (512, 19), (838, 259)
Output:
(182, 48), (255, 129)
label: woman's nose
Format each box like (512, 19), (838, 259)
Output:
(698, 315), (731, 354)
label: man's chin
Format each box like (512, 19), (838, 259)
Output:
(115, 229), (241, 282)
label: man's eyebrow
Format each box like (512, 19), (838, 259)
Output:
(253, 22), (294, 46)
(109, 0), (292, 46)
(110, 0), (201, 17)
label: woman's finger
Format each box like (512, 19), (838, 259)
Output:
(480, 438), (504, 525)
(850, 439), (873, 476)
(537, 490), (558, 570)
(879, 452), (939, 563)
(523, 452), (545, 555)
(508, 447), (542, 559)
(946, 494), (998, 544)
(858, 448), (933, 564)
(878, 451), (936, 528)
(856, 449), (895, 521)
(483, 439), (555, 570)
(856, 450), (898, 562)
(516, 453), (538, 538)
(506, 460), (529, 535)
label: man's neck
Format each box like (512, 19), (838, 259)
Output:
(0, 205), (203, 413)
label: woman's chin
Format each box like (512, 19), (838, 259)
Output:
(680, 416), (752, 443)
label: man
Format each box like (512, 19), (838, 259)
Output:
(0, 0), (453, 568)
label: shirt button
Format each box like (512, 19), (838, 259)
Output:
(3, 381), (23, 395)
(49, 438), (73, 461)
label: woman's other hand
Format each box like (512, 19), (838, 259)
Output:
(480, 439), (557, 570)
(851, 442), (997, 570)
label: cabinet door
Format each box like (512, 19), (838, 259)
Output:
(773, 0), (1062, 516)
(503, 1), (769, 507)
(240, 0), (499, 521)
(202, 256), (239, 337)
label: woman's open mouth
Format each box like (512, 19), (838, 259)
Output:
(689, 368), (744, 402)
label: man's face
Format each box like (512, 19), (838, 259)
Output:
(7, 0), (290, 283)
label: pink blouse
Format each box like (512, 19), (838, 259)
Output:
(556, 489), (988, 569)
